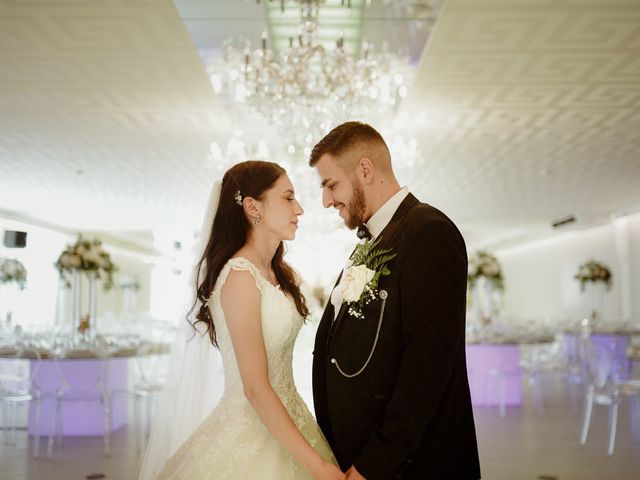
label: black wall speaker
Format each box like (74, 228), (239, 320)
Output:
(3, 230), (27, 248)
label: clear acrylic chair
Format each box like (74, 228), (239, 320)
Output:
(483, 342), (523, 417)
(561, 333), (588, 413)
(46, 355), (112, 457)
(485, 342), (557, 418)
(520, 341), (564, 415)
(0, 348), (43, 457)
(133, 351), (167, 452)
(485, 360), (522, 418)
(110, 348), (168, 453)
(579, 341), (640, 455)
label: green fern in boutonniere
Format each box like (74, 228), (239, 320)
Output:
(340, 239), (396, 319)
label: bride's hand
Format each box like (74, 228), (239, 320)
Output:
(310, 460), (346, 480)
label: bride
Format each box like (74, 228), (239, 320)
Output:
(139, 160), (343, 480)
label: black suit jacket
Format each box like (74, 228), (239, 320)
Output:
(312, 194), (481, 479)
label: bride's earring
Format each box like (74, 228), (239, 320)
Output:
(254, 214), (261, 225)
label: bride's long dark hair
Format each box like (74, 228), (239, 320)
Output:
(190, 160), (310, 347)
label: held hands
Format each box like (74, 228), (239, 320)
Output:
(310, 459), (346, 480)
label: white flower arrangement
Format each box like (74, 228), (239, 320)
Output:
(0, 258), (27, 289)
(575, 259), (612, 291)
(343, 239), (396, 319)
(341, 264), (376, 303)
(55, 236), (117, 290)
(468, 251), (504, 291)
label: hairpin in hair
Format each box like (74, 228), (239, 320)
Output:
(234, 190), (243, 206)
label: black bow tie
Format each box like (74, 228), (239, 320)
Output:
(356, 224), (372, 240)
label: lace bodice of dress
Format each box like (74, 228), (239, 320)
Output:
(209, 257), (303, 403)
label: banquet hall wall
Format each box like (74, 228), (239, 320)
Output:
(497, 213), (639, 326)
(0, 216), (152, 328)
(3, 212), (639, 330)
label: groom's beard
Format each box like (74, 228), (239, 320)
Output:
(344, 180), (366, 230)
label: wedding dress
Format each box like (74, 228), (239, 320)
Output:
(156, 257), (336, 479)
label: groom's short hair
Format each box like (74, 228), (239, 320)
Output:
(308, 121), (389, 167)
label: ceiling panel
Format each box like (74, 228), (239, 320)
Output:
(0, 0), (638, 251)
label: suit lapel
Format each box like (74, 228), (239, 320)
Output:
(328, 194), (419, 345)
(375, 193), (419, 248)
(326, 257), (349, 346)
(328, 302), (348, 339)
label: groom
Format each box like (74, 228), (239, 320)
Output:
(310, 122), (481, 479)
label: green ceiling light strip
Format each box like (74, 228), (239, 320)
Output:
(264, 0), (365, 61)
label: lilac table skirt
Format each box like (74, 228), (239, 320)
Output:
(590, 334), (632, 380)
(28, 358), (128, 436)
(562, 333), (632, 380)
(465, 344), (522, 406)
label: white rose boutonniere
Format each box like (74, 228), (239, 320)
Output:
(343, 239), (396, 319)
(341, 264), (376, 303)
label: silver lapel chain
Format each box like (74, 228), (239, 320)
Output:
(331, 289), (388, 378)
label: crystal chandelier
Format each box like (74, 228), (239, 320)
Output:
(208, 0), (412, 150)
(256, 0), (358, 13)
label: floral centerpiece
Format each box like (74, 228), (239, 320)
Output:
(574, 260), (612, 291)
(467, 251), (504, 325)
(0, 258), (27, 289)
(468, 251), (504, 291)
(55, 236), (117, 290)
(55, 236), (117, 336)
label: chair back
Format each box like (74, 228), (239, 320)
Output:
(134, 348), (169, 388)
(585, 341), (616, 389)
(51, 356), (108, 396)
(0, 347), (41, 396)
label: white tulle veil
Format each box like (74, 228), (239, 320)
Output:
(139, 181), (225, 479)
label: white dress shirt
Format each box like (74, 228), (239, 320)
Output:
(330, 187), (410, 319)
(365, 186), (410, 239)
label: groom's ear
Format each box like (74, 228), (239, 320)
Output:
(357, 157), (374, 185)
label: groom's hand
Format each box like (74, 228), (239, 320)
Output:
(346, 466), (366, 480)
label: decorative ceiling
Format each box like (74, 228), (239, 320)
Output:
(0, 0), (638, 252)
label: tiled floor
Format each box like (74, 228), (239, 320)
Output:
(1, 378), (639, 480)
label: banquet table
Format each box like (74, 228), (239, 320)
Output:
(0, 343), (170, 437)
(465, 335), (555, 407)
(629, 347), (640, 376)
(29, 356), (128, 436)
(562, 326), (640, 381)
